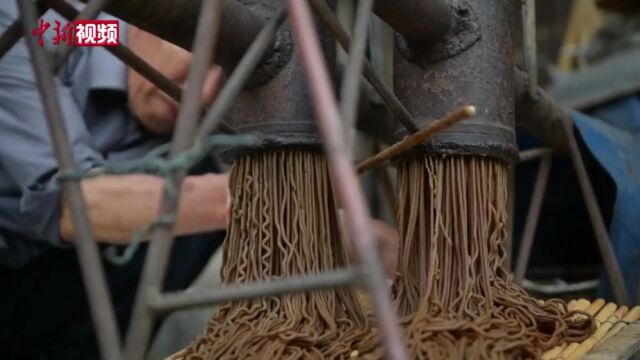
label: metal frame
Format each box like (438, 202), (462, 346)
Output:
(512, 0), (631, 306)
(7, 1), (412, 359)
(3, 0), (635, 358)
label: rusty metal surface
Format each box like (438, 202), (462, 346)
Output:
(392, 0), (518, 162)
(373, 0), (452, 53)
(218, 2), (336, 161)
(309, 0), (419, 134)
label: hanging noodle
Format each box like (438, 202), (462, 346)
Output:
(176, 150), (378, 359)
(393, 156), (594, 359)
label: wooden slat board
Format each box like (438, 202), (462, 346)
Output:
(543, 299), (640, 359)
(584, 322), (640, 360)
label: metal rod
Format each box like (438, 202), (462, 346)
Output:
(286, 1), (407, 358)
(519, 147), (553, 163)
(515, 69), (569, 153)
(356, 105), (476, 174)
(561, 116), (631, 305)
(53, 0), (111, 70)
(521, 0), (538, 92)
(339, 0), (374, 146)
(123, 1), (224, 358)
(514, 155), (552, 285)
(193, 8), (286, 144)
(44, 0), (234, 134)
(506, 167), (515, 271)
(18, 0), (122, 359)
(309, 0), (418, 134)
(150, 268), (361, 313)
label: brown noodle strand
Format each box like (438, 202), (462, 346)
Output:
(177, 150), (378, 359)
(393, 156), (594, 359)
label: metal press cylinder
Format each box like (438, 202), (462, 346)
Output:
(219, 1), (336, 161)
(390, 0), (518, 162)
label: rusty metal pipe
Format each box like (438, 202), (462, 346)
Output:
(81, 0), (266, 71)
(392, 0), (517, 162)
(515, 69), (570, 153)
(373, 0), (452, 52)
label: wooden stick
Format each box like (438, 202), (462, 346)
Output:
(594, 302), (618, 326)
(566, 306), (629, 360)
(356, 106), (476, 174)
(585, 299), (605, 316)
(559, 343), (580, 359)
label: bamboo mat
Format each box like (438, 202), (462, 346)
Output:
(542, 299), (640, 360)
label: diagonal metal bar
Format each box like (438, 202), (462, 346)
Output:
(561, 116), (631, 305)
(17, 0), (122, 359)
(43, 0), (235, 134)
(52, 0), (111, 70)
(0, 4), (47, 59)
(150, 268), (362, 313)
(519, 147), (553, 162)
(286, 1), (407, 359)
(339, 0), (374, 148)
(193, 7), (286, 143)
(309, 0), (418, 134)
(521, 0), (538, 92)
(0, 19), (25, 60)
(514, 153), (552, 285)
(123, 1), (224, 359)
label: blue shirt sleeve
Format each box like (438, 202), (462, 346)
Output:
(0, 4), (104, 247)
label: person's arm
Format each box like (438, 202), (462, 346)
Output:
(59, 173), (229, 244)
(0, 6), (227, 248)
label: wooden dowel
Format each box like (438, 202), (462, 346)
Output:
(566, 307), (629, 360)
(559, 343), (579, 358)
(594, 302), (618, 326)
(585, 299), (605, 316)
(356, 106), (476, 174)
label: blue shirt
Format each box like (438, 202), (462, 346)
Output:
(0, 4), (168, 267)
